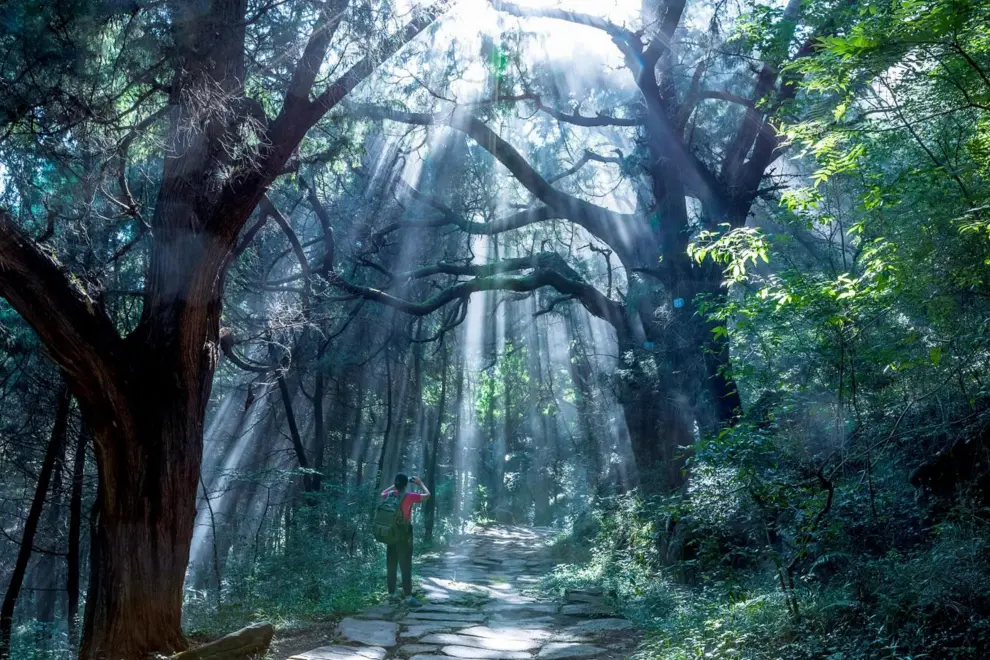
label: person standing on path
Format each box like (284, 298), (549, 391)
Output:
(381, 473), (430, 605)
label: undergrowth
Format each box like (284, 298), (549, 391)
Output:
(182, 481), (460, 640)
(543, 494), (990, 659)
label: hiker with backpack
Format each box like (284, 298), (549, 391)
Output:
(375, 473), (430, 605)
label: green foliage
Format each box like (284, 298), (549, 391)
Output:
(475, 343), (531, 425)
(542, 495), (660, 605)
(670, 4), (990, 643)
(689, 225), (770, 284)
(551, 490), (990, 658)
(183, 482), (387, 636)
(7, 621), (73, 660)
(544, 495), (798, 658)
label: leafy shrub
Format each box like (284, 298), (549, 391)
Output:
(547, 489), (990, 658)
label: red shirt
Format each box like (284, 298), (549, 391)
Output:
(381, 488), (424, 522)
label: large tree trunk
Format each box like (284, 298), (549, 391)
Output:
(71, 2), (246, 651)
(80, 374), (210, 659)
(617, 348), (695, 493)
(617, 253), (741, 494)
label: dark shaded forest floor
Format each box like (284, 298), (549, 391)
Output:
(273, 526), (641, 659)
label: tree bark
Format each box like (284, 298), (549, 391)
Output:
(424, 344), (448, 542)
(617, 347), (695, 494)
(376, 355), (395, 488)
(278, 373), (317, 492)
(36, 398), (68, 634)
(80, 379), (210, 658)
(313, 371), (327, 491)
(0, 384), (71, 659)
(617, 263), (738, 494)
(346, 374), (366, 488)
(67, 425), (90, 645)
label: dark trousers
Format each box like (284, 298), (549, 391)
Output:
(387, 532), (413, 597)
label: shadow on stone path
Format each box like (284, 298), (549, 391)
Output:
(288, 525), (639, 660)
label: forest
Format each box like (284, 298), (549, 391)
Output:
(0, 0), (989, 657)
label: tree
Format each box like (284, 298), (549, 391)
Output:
(0, 0), (446, 655)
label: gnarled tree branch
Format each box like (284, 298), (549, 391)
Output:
(0, 210), (128, 428)
(490, 1), (637, 42)
(261, 196), (312, 306)
(355, 105), (641, 262)
(397, 181), (564, 234)
(327, 254), (624, 329)
(218, 328), (278, 373)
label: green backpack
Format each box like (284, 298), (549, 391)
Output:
(373, 492), (407, 545)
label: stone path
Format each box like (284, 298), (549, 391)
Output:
(288, 526), (638, 660)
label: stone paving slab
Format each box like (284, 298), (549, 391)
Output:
(486, 610), (558, 623)
(290, 645), (387, 660)
(484, 593), (540, 604)
(419, 604), (483, 614)
(397, 644), (440, 656)
(559, 619), (633, 635)
(547, 633), (593, 644)
(558, 604), (612, 617)
(358, 605), (399, 619)
(418, 633), (540, 651)
(401, 612), (486, 623)
(482, 602), (556, 614)
(536, 643), (604, 659)
(439, 645), (532, 659)
(457, 627), (554, 643)
(487, 615), (558, 627)
(400, 624), (458, 638)
(337, 618), (399, 647)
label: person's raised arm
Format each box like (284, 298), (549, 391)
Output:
(411, 476), (431, 498)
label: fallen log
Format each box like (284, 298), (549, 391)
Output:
(171, 622), (275, 660)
